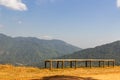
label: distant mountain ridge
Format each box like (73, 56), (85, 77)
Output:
(61, 41), (120, 65)
(0, 33), (81, 66)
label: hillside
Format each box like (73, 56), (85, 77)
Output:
(61, 41), (120, 65)
(0, 33), (80, 66)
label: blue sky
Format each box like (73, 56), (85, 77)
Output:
(0, 0), (120, 48)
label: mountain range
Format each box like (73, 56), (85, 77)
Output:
(61, 41), (120, 65)
(1, 33), (120, 66)
(0, 33), (80, 66)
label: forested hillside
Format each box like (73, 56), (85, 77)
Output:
(61, 41), (120, 65)
(0, 33), (80, 66)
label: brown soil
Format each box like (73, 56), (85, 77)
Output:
(0, 65), (120, 80)
(33, 75), (98, 80)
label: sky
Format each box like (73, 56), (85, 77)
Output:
(0, 0), (120, 48)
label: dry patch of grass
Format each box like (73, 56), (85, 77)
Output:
(0, 64), (120, 80)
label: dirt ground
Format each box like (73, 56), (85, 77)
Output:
(0, 65), (120, 80)
(35, 72), (120, 80)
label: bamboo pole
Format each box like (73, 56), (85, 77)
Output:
(45, 61), (47, 68)
(113, 61), (115, 67)
(50, 61), (52, 70)
(99, 61), (101, 67)
(62, 61), (64, 69)
(85, 61), (88, 67)
(90, 61), (92, 68)
(75, 61), (77, 69)
(57, 61), (59, 68)
(70, 61), (72, 68)
(108, 61), (110, 67)
(103, 61), (105, 67)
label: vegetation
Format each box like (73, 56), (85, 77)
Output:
(0, 33), (80, 66)
(0, 64), (120, 80)
(61, 41), (120, 65)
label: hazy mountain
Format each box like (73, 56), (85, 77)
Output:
(0, 33), (81, 66)
(61, 41), (120, 65)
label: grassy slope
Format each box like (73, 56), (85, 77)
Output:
(0, 65), (120, 80)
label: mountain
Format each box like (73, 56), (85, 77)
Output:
(61, 41), (120, 65)
(0, 33), (81, 66)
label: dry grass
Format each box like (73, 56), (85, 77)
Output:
(0, 64), (120, 80)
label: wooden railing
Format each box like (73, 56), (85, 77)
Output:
(44, 59), (115, 69)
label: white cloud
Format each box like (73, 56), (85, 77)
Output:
(40, 35), (53, 40)
(0, 0), (27, 11)
(117, 0), (120, 8)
